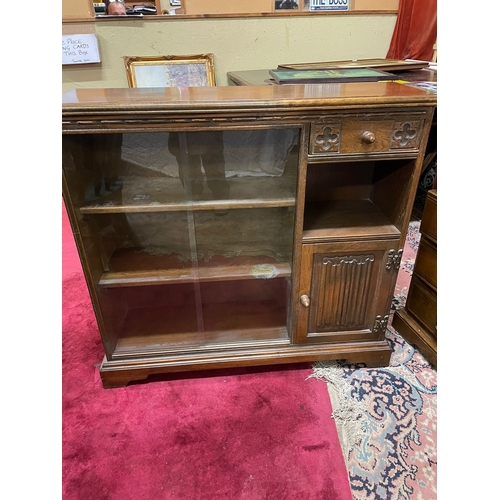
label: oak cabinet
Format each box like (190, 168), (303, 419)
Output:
(393, 189), (437, 366)
(62, 84), (436, 387)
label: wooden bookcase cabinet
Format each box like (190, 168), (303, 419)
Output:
(62, 85), (436, 387)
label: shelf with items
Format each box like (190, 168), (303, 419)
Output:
(123, 0), (161, 15)
(68, 0), (398, 21)
(91, 0), (162, 15)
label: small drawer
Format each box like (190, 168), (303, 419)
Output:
(420, 189), (437, 241)
(309, 113), (425, 156)
(413, 236), (437, 290)
(406, 276), (437, 337)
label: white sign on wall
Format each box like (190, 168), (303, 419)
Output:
(309, 0), (349, 11)
(62, 34), (101, 65)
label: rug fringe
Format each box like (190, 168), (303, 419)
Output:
(308, 361), (368, 462)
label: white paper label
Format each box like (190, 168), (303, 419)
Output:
(62, 34), (100, 65)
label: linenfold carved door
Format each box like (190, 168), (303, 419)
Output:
(296, 239), (401, 344)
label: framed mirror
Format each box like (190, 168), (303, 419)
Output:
(123, 54), (216, 88)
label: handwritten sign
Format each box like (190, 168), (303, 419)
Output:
(309, 0), (349, 11)
(62, 34), (100, 65)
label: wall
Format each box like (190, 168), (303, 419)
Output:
(62, 15), (397, 92)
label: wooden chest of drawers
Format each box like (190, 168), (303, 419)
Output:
(393, 189), (437, 366)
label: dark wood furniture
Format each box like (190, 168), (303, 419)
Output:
(62, 83), (436, 387)
(393, 189), (437, 366)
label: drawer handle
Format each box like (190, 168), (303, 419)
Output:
(300, 294), (310, 307)
(361, 131), (376, 144)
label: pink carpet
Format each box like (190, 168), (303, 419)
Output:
(62, 200), (353, 500)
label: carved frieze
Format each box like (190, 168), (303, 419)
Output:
(390, 120), (422, 149)
(312, 125), (341, 154)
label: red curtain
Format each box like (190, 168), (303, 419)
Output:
(386, 0), (437, 61)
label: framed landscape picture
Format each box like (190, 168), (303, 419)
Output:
(123, 54), (216, 88)
(269, 67), (395, 84)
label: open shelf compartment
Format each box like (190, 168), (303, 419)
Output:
(303, 158), (415, 242)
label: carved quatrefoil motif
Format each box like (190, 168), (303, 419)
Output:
(391, 121), (420, 149)
(314, 126), (341, 153)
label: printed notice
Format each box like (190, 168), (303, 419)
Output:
(309, 0), (349, 11)
(62, 34), (100, 65)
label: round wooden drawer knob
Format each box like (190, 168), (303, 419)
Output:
(300, 294), (311, 307)
(361, 131), (376, 144)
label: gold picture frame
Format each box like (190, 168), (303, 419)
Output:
(123, 54), (216, 88)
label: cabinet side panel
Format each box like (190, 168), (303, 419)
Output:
(371, 159), (415, 233)
(62, 174), (120, 357)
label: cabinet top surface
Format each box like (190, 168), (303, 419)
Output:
(62, 83), (436, 116)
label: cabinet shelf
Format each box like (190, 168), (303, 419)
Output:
(112, 300), (290, 358)
(80, 174), (296, 214)
(99, 252), (291, 287)
(302, 199), (401, 242)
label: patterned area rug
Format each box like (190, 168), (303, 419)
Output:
(309, 221), (438, 499)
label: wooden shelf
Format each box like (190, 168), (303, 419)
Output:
(123, 0), (161, 14)
(113, 299), (290, 358)
(302, 199), (401, 242)
(100, 252), (291, 287)
(64, 0), (398, 21)
(80, 174), (296, 214)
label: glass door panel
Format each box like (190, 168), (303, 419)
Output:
(62, 127), (299, 355)
(186, 128), (300, 344)
(63, 132), (200, 356)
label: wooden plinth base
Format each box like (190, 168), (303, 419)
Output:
(100, 339), (393, 388)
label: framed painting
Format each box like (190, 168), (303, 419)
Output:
(269, 68), (394, 84)
(123, 54), (216, 88)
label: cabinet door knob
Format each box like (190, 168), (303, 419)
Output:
(300, 294), (311, 307)
(361, 131), (376, 144)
